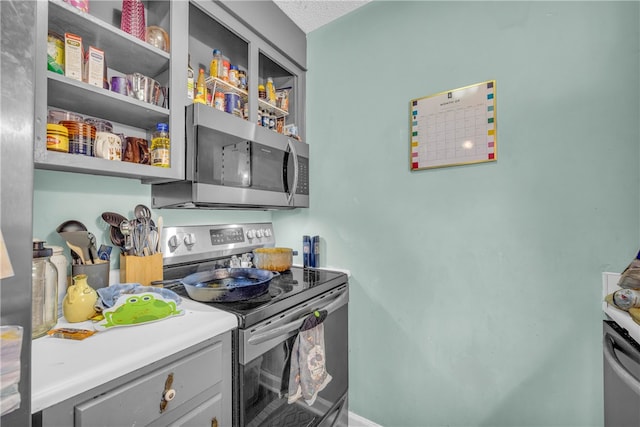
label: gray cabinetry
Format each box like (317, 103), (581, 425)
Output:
(33, 0), (306, 191)
(188, 0), (306, 140)
(34, 0), (184, 182)
(36, 332), (232, 426)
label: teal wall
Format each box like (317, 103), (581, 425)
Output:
(33, 170), (271, 267)
(32, 2), (640, 426)
(273, 1), (640, 426)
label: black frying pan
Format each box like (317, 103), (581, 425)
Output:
(180, 268), (277, 302)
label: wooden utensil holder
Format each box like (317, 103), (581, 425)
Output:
(120, 253), (162, 286)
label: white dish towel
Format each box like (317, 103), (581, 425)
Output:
(287, 310), (332, 406)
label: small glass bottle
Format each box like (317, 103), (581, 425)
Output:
(194, 68), (207, 104)
(187, 54), (194, 101)
(151, 123), (170, 168)
(32, 240), (58, 339)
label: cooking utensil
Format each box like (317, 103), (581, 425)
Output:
(109, 226), (125, 248)
(101, 212), (127, 228)
(56, 219), (87, 233)
(181, 268), (277, 302)
(87, 232), (99, 263)
(252, 247), (295, 272)
(134, 204), (152, 221)
(59, 231), (94, 264)
(66, 241), (87, 264)
(119, 220), (134, 253)
(156, 216), (163, 253)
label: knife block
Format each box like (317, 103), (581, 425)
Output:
(120, 253), (162, 286)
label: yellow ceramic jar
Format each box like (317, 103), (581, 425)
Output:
(63, 274), (98, 322)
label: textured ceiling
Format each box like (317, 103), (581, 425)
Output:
(273, 1), (371, 33)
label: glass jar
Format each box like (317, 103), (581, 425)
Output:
(60, 120), (96, 156)
(46, 245), (68, 319)
(32, 240), (58, 339)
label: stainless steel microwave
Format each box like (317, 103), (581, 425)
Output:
(152, 104), (309, 210)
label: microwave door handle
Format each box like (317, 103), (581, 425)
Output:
(603, 332), (640, 396)
(286, 138), (299, 204)
(247, 289), (348, 346)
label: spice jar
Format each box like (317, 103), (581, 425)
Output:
(238, 70), (247, 90)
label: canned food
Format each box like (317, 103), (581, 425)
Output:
(46, 124), (69, 152)
(224, 92), (240, 115)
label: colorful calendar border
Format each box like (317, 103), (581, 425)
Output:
(410, 80), (497, 171)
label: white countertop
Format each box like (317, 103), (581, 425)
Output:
(602, 271), (640, 344)
(31, 298), (237, 413)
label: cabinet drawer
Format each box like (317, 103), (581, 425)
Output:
(75, 342), (223, 426)
(167, 393), (222, 426)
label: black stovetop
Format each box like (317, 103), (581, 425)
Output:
(164, 266), (347, 328)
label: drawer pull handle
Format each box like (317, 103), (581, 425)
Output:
(160, 373), (175, 413)
(164, 388), (176, 401)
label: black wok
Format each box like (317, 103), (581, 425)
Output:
(180, 268), (277, 302)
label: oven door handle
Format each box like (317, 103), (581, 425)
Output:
(603, 331), (640, 397)
(247, 288), (348, 346)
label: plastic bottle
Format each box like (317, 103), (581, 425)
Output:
(209, 49), (223, 78)
(187, 54), (194, 100)
(220, 55), (230, 81)
(266, 77), (276, 105)
(194, 68), (207, 104)
(151, 123), (170, 168)
(32, 240), (58, 339)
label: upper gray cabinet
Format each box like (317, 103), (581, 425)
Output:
(187, 0), (306, 141)
(33, 0), (306, 182)
(34, 0), (184, 181)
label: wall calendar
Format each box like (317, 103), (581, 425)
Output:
(410, 80), (496, 170)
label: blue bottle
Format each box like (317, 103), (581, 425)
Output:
(303, 235), (311, 267)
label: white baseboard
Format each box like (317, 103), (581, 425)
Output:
(349, 411), (381, 427)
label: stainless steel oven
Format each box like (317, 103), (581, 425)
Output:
(160, 223), (348, 427)
(603, 319), (640, 425)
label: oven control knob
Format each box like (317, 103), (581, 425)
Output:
(183, 233), (196, 247)
(256, 229), (264, 238)
(263, 229), (272, 237)
(247, 230), (256, 239)
(168, 235), (179, 250)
